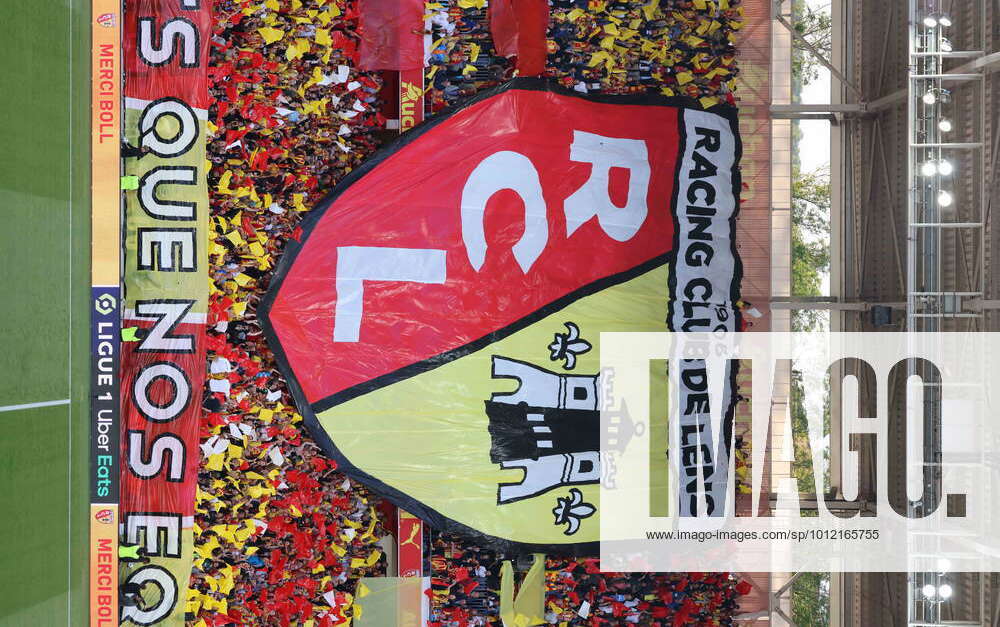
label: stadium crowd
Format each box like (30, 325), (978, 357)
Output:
(424, 0), (744, 109)
(184, 0), (751, 625)
(429, 535), (752, 626)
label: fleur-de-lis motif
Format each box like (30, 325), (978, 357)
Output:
(548, 322), (592, 370)
(552, 488), (596, 536)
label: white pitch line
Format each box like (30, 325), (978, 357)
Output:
(0, 399), (71, 414)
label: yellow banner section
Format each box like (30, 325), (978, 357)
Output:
(353, 577), (424, 626)
(91, 0), (120, 286)
(122, 106), (209, 307)
(120, 528), (196, 627)
(317, 264), (671, 546)
(89, 505), (119, 627)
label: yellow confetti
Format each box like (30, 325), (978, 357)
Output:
(205, 453), (225, 472)
(285, 38), (310, 61)
(231, 300), (248, 317)
(700, 96), (720, 108)
(257, 27), (284, 45)
(676, 71), (694, 85)
(315, 28), (332, 46)
(233, 273), (254, 287)
(227, 443), (244, 460)
(217, 170), (234, 195)
(217, 565), (235, 595)
(588, 51), (610, 67)
(641, 0), (660, 20)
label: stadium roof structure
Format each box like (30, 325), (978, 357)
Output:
(736, 0), (1000, 624)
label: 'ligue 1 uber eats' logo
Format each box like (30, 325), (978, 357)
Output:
(95, 292), (117, 315)
(261, 79), (740, 550)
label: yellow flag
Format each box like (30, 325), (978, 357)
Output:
(499, 556), (546, 627)
(512, 555), (546, 626)
(499, 561), (515, 627)
(258, 27), (284, 45)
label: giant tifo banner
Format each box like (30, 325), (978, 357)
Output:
(120, 1), (211, 624)
(262, 79), (743, 552)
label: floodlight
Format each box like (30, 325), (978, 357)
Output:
(937, 159), (953, 176)
(938, 118), (952, 132)
(924, 15), (938, 27)
(938, 190), (954, 207)
(921, 161), (938, 176)
(922, 584), (937, 599)
(923, 90), (937, 105)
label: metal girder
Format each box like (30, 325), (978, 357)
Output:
(770, 103), (865, 120)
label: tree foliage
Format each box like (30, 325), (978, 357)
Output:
(788, 4), (833, 623)
(792, 572), (832, 626)
(791, 165), (831, 332)
(791, 0), (833, 93)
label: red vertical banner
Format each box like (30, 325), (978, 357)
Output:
(120, 1), (212, 625)
(397, 58), (425, 574)
(488, 0), (549, 76)
(398, 512), (424, 577)
(359, 0), (425, 70)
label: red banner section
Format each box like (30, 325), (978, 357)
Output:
(120, 1), (212, 625)
(267, 85), (680, 405)
(489, 0), (549, 76)
(358, 0), (424, 70)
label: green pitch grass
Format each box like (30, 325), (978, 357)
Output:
(0, 2), (91, 625)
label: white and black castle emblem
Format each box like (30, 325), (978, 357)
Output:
(486, 355), (601, 505)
